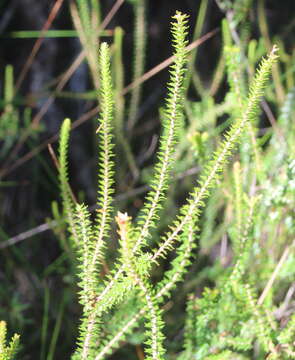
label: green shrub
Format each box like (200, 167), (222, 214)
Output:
(2, 2), (294, 359)
(56, 10), (294, 360)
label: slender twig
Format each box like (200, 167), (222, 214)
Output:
(258, 241), (294, 306)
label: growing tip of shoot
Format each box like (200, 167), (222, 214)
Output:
(270, 44), (279, 56)
(172, 10), (186, 21)
(63, 117), (71, 126)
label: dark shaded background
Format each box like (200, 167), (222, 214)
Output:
(0, 0), (294, 358)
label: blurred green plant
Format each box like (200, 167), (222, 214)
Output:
(0, 65), (19, 157)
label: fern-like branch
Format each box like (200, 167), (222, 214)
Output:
(85, 11), (190, 329)
(152, 45), (279, 262)
(92, 42), (115, 272)
(117, 211), (165, 360)
(75, 42), (115, 360)
(94, 219), (196, 359)
(134, 11), (189, 253)
(74, 203), (95, 309)
(59, 118), (79, 246)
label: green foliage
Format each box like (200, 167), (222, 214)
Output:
(2, 2), (295, 360)
(127, 0), (147, 132)
(0, 321), (20, 360)
(65, 13), (191, 359)
(0, 65), (18, 142)
(70, 42), (116, 360)
(55, 8), (292, 360)
(71, 0), (101, 89)
(0, 65), (37, 161)
(59, 118), (79, 247)
(135, 11), (189, 252)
